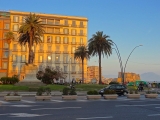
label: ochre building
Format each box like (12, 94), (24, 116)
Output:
(1, 10), (88, 83)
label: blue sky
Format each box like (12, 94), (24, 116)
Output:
(1, 0), (160, 77)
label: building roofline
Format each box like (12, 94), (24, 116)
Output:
(9, 10), (88, 21)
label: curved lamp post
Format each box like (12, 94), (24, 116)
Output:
(123, 45), (143, 84)
(113, 42), (142, 84)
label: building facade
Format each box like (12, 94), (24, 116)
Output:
(0, 11), (10, 78)
(2, 10), (88, 83)
(117, 72), (141, 83)
(87, 66), (100, 83)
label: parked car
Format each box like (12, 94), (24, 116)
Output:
(99, 84), (128, 96)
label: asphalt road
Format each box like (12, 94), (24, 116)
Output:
(0, 96), (160, 120)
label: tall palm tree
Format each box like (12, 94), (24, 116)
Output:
(88, 31), (113, 84)
(18, 13), (45, 64)
(74, 46), (89, 83)
(4, 31), (14, 76)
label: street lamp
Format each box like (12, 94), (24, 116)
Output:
(123, 45), (143, 84)
(112, 42), (142, 84)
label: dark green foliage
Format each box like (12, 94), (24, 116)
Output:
(104, 90), (116, 94)
(36, 87), (51, 96)
(0, 75), (19, 84)
(129, 90), (133, 94)
(62, 87), (77, 95)
(87, 90), (99, 95)
(62, 87), (70, 95)
(109, 81), (119, 85)
(36, 67), (63, 84)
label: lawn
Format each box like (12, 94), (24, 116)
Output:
(0, 84), (107, 92)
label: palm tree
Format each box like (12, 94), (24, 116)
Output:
(18, 13), (45, 64)
(88, 31), (113, 84)
(5, 31), (15, 76)
(74, 46), (89, 83)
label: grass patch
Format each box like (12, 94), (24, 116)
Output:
(0, 84), (107, 92)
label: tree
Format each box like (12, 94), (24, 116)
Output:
(18, 13), (45, 64)
(88, 31), (113, 84)
(36, 67), (64, 84)
(74, 46), (89, 83)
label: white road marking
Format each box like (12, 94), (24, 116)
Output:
(155, 107), (160, 108)
(51, 100), (64, 102)
(148, 114), (160, 116)
(9, 113), (51, 117)
(0, 100), (10, 104)
(116, 104), (160, 107)
(130, 101), (143, 102)
(21, 100), (36, 103)
(76, 116), (113, 119)
(32, 107), (81, 110)
(77, 100), (88, 102)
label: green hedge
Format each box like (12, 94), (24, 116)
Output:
(0, 76), (19, 84)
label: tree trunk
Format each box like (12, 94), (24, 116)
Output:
(28, 31), (33, 64)
(99, 53), (102, 84)
(82, 59), (84, 84)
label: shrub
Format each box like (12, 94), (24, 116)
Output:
(87, 90), (98, 95)
(0, 76), (19, 84)
(62, 87), (70, 95)
(129, 90), (133, 94)
(135, 90), (138, 94)
(36, 87), (51, 96)
(104, 90), (116, 94)
(69, 89), (77, 95)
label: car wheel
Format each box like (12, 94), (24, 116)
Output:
(123, 92), (128, 96)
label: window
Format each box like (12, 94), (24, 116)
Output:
(22, 17), (25, 23)
(71, 29), (76, 35)
(56, 46), (60, 51)
(21, 45), (26, 51)
(72, 37), (76, 44)
(64, 20), (68, 25)
(80, 30), (83, 35)
(41, 19), (46, 24)
(55, 55), (60, 61)
(80, 38), (83, 44)
(64, 66), (67, 72)
(12, 65), (16, 71)
(72, 47), (76, 53)
(13, 24), (19, 31)
(13, 16), (19, 22)
(55, 36), (61, 43)
(21, 55), (26, 62)
(47, 55), (52, 62)
(63, 56), (68, 63)
(48, 46), (52, 52)
(2, 62), (7, 69)
(39, 55), (43, 62)
(12, 55), (17, 62)
(63, 37), (68, 44)
(39, 45), (43, 51)
(13, 44), (17, 51)
(64, 28), (69, 34)
(3, 51), (9, 58)
(47, 28), (54, 33)
(47, 19), (54, 24)
(32, 46), (35, 52)
(80, 21), (83, 27)
(3, 32), (7, 39)
(4, 23), (10, 29)
(20, 65), (25, 71)
(55, 20), (60, 25)
(40, 36), (44, 42)
(14, 34), (18, 41)
(72, 66), (75, 71)
(72, 20), (76, 27)
(64, 46), (68, 53)
(56, 66), (60, 70)
(47, 36), (52, 43)
(55, 28), (60, 33)
(3, 42), (8, 48)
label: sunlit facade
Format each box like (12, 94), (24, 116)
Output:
(0, 11), (10, 78)
(7, 10), (88, 83)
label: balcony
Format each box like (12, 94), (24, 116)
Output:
(63, 51), (69, 54)
(63, 71), (68, 74)
(38, 50), (44, 53)
(12, 49), (18, 52)
(55, 51), (61, 54)
(78, 33), (85, 36)
(63, 61), (68, 64)
(71, 61), (77, 64)
(71, 42), (76, 45)
(55, 61), (61, 64)
(10, 70), (18, 74)
(78, 71), (82, 74)
(46, 50), (52, 53)
(71, 71), (76, 74)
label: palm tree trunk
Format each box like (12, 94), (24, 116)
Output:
(28, 31), (33, 64)
(82, 59), (84, 84)
(99, 53), (102, 84)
